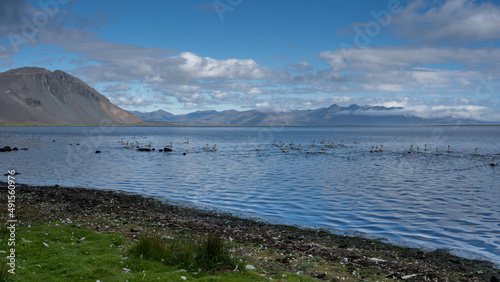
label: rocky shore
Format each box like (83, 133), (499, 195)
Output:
(1, 182), (499, 281)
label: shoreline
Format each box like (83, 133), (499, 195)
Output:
(1, 182), (499, 281)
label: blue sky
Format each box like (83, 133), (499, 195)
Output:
(1, 0), (500, 121)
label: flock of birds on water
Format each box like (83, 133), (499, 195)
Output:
(115, 135), (498, 167)
(119, 137), (216, 154)
(0, 133), (497, 167)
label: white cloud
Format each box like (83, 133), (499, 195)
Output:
(363, 84), (407, 92)
(372, 98), (500, 121)
(0, 45), (12, 61)
(320, 46), (500, 73)
(0, 0), (28, 39)
(255, 102), (270, 108)
(110, 95), (153, 108)
(319, 46), (500, 92)
(177, 52), (268, 80)
(426, 104), (500, 121)
(176, 92), (212, 109)
(247, 88), (262, 95)
(104, 83), (130, 92)
(287, 61), (313, 72)
(209, 91), (233, 100)
(37, 27), (281, 98)
(393, 0), (500, 43)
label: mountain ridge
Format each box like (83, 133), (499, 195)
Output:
(132, 104), (482, 126)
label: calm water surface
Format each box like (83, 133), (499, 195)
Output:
(1, 126), (499, 266)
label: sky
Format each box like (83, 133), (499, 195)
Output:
(1, 0), (500, 121)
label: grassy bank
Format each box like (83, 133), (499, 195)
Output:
(0, 224), (277, 281)
(0, 182), (499, 281)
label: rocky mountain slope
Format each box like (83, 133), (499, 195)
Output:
(0, 67), (142, 125)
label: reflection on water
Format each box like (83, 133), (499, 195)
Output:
(1, 125), (499, 265)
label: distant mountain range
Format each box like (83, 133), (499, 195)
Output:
(0, 67), (486, 126)
(131, 104), (480, 125)
(0, 67), (142, 125)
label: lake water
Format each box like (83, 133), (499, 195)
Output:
(1, 125), (499, 266)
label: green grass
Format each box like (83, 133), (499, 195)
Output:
(0, 224), (277, 281)
(0, 259), (7, 282)
(128, 233), (241, 273)
(197, 234), (237, 271)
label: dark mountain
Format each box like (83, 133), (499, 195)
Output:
(328, 104), (343, 112)
(0, 67), (142, 125)
(343, 104), (361, 111)
(136, 104), (479, 125)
